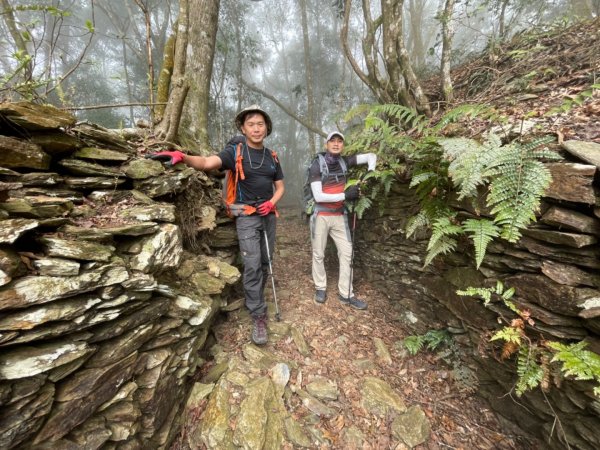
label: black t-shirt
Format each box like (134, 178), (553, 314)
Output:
(219, 143), (284, 205)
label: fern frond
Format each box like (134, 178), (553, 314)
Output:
(381, 170), (394, 194)
(423, 329), (452, 351)
(406, 211), (430, 238)
(371, 103), (425, 129)
(491, 326), (523, 345)
(404, 335), (425, 355)
(431, 104), (489, 133)
(462, 218), (501, 269)
(354, 196), (372, 219)
(409, 171), (437, 188)
(457, 286), (494, 304)
(486, 142), (554, 242)
(427, 217), (463, 251)
(343, 103), (374, 122)
(424, 234), (459, 267)
(547, 341), (600, 382)
(442, 134), (504, 200)
(515, 346), (543, 396)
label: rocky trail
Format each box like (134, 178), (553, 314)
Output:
(171, 211), (539, 450)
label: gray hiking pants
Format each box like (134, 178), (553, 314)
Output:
(235, 213), (276, 317)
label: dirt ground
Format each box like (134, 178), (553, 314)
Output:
(206, 210), (541, 450)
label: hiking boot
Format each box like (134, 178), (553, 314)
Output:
(314, 289), (326, 304)
(251, 314), (268, 345)
(338, 293), (368, 310)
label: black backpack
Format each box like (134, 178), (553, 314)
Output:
(302, 152), (348, 217)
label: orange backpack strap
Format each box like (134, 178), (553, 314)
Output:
(223, 144), (245, 217)
(271, 150), (279, 164)
(235, 142), (245, 181)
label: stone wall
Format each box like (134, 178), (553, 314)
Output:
(355, 140), (600, 450)
(0, 102), (241, 449)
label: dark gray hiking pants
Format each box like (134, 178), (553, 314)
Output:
(235, 213), (276, 317)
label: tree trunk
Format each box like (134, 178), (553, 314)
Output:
(234, 8), (243, 112)
(134, 0), (156, 122)
(122, 40), (135, 125)
(156, 0), (190, 145)
(407, 0), (426, 70)
(498, 0), (509, 39)
(155, 32), (175, 123)
(179, 0), (220, 151)
(341, 0), (390, 103)
(440, 0), (456, 103)
(299, 0), (316, 155)
(341, 0), (430, 115)
(382, 0), (430, 115)
(0, 0), (33, 81)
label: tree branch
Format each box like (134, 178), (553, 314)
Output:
(341, 0), (379, 101)
(61, 102), (167, 111)
(241, 78), (325, 138)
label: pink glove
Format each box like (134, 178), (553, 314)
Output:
(257, 201), (275, 216)
(145, 150), (185, 166)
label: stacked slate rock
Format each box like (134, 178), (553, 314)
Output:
(0, 102), (241, 449)
(356, 139), (600, 450)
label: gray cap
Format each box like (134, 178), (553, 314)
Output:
(235, 104), (273, 136)
(326, 131), (344, 142)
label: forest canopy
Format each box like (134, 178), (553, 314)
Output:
(1, 0), (597, 201)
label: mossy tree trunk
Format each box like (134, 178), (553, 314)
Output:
(178, 0), (220, 153)
(155, 32), (175, 124)
(156, 0), (190, 144)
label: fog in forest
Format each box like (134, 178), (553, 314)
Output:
(1, 0), (597, 206)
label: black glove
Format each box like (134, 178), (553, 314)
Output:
(344, 185), (360, 201)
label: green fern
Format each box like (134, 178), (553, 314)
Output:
(462, 218), (501, 269)
(491, 326), (523, 345)
(424, 217), (463, 266)
(547, 342), (600, 386)
(404, 329), (452, 355)
(515, 346), (544, 396)
(485, 138), (558, 242)
(369, 103), (426, 131)
(352, 196), (372, 219)
(431, 104), (491, 133)
(428, 217), (462, 248)
(405, 199), (454, 240)
(423, 329), (453, 351)
(457, 286), (494, 304)
(406, 211), (430, 238)
(457, 281), (515, 307)
(409, 171), (437, 189)
(545, 83), (600, 116)
(442, 133), (503, 200)
(404, 335), (425, 355)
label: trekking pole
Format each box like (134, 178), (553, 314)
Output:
(262, 217), (281, 321)
(347, 199), (357, 301)
(346, 172), (367, 300)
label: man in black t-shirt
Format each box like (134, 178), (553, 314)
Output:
(148, 105), (285, 346)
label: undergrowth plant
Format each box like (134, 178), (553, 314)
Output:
(404, 329), (453, 356)
(458, 282), (600, 397)
(343, 102), (561, 268)
(345, 102), (599, 402)
(544, 83), (600, 117)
